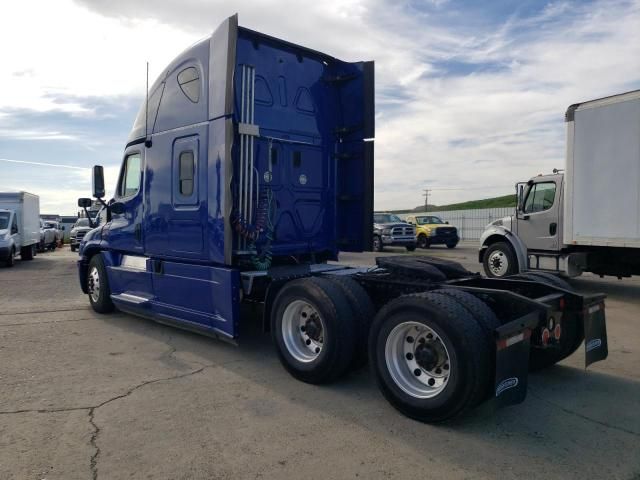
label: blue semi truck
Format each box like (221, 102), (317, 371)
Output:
(76, 15), (608, 422)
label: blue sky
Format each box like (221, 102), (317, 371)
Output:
(1, 0), (639, 214)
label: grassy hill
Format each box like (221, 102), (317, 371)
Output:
(388, 194), (516, 214)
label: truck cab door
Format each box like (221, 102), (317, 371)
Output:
(10, 213), (19, 247)
(108, 148), (145, 254)
(516, 179), (561, 251)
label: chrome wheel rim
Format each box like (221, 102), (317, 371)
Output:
(88, 266), (101, 302)
(488, 250), (509, 277)
(385, 321), (451, 399)
(281, 300), (324, 363)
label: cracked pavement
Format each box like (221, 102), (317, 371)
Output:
(1, 246), (639, 479)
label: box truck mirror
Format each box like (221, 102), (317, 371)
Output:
(92, 165), (105, 199)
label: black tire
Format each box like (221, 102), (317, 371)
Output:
(70, 245), (76, 252)
(88, 254), (115, 314)
(510, 273), (584, 370)
(518, 272), (572, 291)
(369, 292), (492, 423)
(271, 276), (356, 384)
(326, 275), (375, 370)
(446, 242), (458, 249)
(430, 289), (500, 403)
(417, 235), (430, 249)
(373, 235), (383, 252)
(406, 245), (416, 252)
(21, 245), (34, 261)
(5, 248), (15, 267)
(483, 242), (517, 278)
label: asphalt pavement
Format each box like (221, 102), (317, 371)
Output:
(1, 244), (639, 479)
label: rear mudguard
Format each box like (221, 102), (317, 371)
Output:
(492, 292), (608, 407)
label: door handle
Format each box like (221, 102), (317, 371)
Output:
(549, 222), (557, 236)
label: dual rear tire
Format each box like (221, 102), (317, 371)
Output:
(271, 278), (498, 422)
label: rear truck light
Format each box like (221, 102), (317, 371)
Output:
(553, 323), (562, 340)
(541, 328), (550, 346)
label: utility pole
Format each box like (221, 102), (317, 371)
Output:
(423, 189), (431, 212)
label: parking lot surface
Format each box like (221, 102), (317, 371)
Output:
(1, 244), (639, 479)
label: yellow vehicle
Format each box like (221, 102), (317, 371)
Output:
(405, 215), (459, 249)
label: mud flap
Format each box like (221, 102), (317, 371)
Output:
(493, 312), (538, 407)
(584, 299), (608, 367)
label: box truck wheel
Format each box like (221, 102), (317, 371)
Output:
(87, 254), (115, 314)
(483, 242), (517, 278)
(326, 275), (375, 370)
(510, 273), (584, 371)
(271, 277), (356, 384)
(369, 292), (492, 422)
(5, 247), (15, 267)
(20, 245), (34, 261)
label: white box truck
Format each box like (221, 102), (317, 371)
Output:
(0, 191), (40, 267)
(480, 89), (640, 278)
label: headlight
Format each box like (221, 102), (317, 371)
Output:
(382, 228), (391, 235)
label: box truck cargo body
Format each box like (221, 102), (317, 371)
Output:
(76, 15), (608, 422)
(0, 191), (40, 266)
(564, 90), (640, 247)
(480, 89), (640, 278)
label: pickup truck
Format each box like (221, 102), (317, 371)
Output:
(372, 213), (416, 252)
(70, 218), (93, 252)
(405, 214), (459, 249)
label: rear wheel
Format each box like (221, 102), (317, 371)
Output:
(271, 277), (356, 384)
(88, 254), (115, 314)
(446, 242), (458, 249)
(326, 275), (375, 370)
(483, 242), (517, 278)
(369, 292), (492, 422)
(21, 245), (34, 261)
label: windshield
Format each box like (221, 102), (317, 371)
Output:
(0, 212), (9, 229)
(416, 216), (445, 225)
(75, 218), (90, 228)
(374, 214), (402, 223)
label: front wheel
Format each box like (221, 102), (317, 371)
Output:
(369, 292), (492, 423)
(373, 235), (384, 252)
(5, 248), (15, 267)
(446, 242), (458, 249)
(417, 235), (430, 249)
(483, 242), (517, 278)
(87, 254), (114, 314)
(70, 245), (76, 252)
(406, 245), (416, 252)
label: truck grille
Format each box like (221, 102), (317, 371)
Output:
(76, 231), (86, 240)
(392, 226), (414, 236)
(435, 227), (456, 236)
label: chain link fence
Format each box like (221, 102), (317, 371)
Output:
(397, 207), (513, 241)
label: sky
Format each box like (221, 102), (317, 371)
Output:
(0, 0), (639, 214)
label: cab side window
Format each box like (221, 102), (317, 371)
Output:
(523, 182), (556, 213)
(118, 153), (142, 198)
(179, 151), (194, 196)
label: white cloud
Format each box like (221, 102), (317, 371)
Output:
(1, 0), (639, 211)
